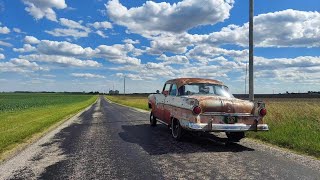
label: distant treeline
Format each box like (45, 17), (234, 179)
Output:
(113, 92), (320, 98)
(234, 93), (320, 99)
(1, 91), (101, 95)
(2, 91), (320, 98)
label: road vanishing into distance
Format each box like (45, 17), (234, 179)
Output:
(1, 96), (320, 180)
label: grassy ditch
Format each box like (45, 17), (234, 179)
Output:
(106, 95), (320, 158)
(246, 98), (320, 158)
(0, 93), (97, 158)
(106, 95), (149, 111)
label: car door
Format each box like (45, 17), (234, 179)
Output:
(163, 83), (177, 124)
(155, 83), (171, 121)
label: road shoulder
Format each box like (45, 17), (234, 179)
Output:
(0, 98), (98, 179)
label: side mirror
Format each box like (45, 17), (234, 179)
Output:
(162, 90), (169, 96)
(156, 90), (160, 94)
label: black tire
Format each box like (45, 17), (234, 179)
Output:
(150, 112), (157, 126)
(226, 132), (245, 142)
(171, 119), (183, 140)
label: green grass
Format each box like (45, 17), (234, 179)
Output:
(246, 98), (320, 158)
(0, 93), (93, 112)
(106, 95), (320, 158)
(0, 93), (97, 157)
(106, 95), (149, 111)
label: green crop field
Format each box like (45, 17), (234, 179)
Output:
(0, 93), (97, 159)
(106, 95), (320, 158)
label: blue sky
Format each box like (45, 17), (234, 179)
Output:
(0, 0), (319, 94)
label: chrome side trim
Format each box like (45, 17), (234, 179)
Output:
(201, 112), (253, 117)
(157, 119), (169, 126)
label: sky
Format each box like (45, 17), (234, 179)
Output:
(0, 0), (319, 94)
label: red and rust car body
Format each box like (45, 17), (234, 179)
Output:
(148, 78), (268, 140)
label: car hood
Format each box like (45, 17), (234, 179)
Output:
(187, 95), (254, 114)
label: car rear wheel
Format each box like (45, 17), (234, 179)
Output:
(226, 132), (245, 142)
(171, 119), (183, 140)
(150, 112), (157, 126)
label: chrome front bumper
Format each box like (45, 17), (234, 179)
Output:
(180, 120), (269, 132)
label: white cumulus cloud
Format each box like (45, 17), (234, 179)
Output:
(123, 39), (140, 44)
(36, 40), (96, 57)
(13, 28), (22, 33)
(0, 26), (10, 34)
(45, 28), (90, 38)
(90, 21), (112, 29)
(23, 39), (142, 65)
(206, 9), (320, 48)
(116, 73), (156, 81)
(106, 0), (234, 36)
(0, 40), (12, 47)
(0, 58), (48, 73)
(71, 73), (105, 79)
(186, 45), (248, 63)
(20, 54), (101, 67)
(157, 54), (189, 64)
(59, 18), (89, 30)
(96, 30), (107, 38)
(13, 44), (36, 53)
(24, 36), (40, 44)
(22, 0), (67, 21)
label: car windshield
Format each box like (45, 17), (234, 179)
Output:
(179, 83), (234, 98)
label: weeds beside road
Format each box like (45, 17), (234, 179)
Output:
(106, 95), (320, 159)
(247, 98), (320, 158)
(106, 95), (149, 111)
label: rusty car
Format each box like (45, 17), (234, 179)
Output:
(148, 78), (268, 141)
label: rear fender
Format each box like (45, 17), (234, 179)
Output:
(253, 101), (266, 122)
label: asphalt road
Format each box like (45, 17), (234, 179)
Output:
(1, 96), (320, 180)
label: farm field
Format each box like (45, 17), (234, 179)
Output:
(106, 95), (320, 158)
(0, 93), (97, 159)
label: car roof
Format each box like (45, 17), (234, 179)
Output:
(165, 78), (224, 88)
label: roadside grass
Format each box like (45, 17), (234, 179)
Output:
(246, 98), (320, 158)
(0, 93), (97, 158)
(106, 95), (149, 111)
(106, 95), (320, 158)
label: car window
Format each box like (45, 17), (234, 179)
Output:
(169, 84), (177, 96)
(181, 83), (234, 98)
(163, 83), (171, 92)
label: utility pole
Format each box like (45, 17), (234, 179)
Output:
(124, 76), (126, 95)
(249, 0), (254, 101)
(245, 61), (248, 94)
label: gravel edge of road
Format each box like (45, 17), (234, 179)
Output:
(0, 97), (98, 164)
(0, 98), (98, 179)
(106, 97), (320, 172)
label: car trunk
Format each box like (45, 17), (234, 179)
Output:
(192, 96), (254, 114)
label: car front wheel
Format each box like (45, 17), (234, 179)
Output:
(150, 112), (157, 126)
(171, 119), (183, 140)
